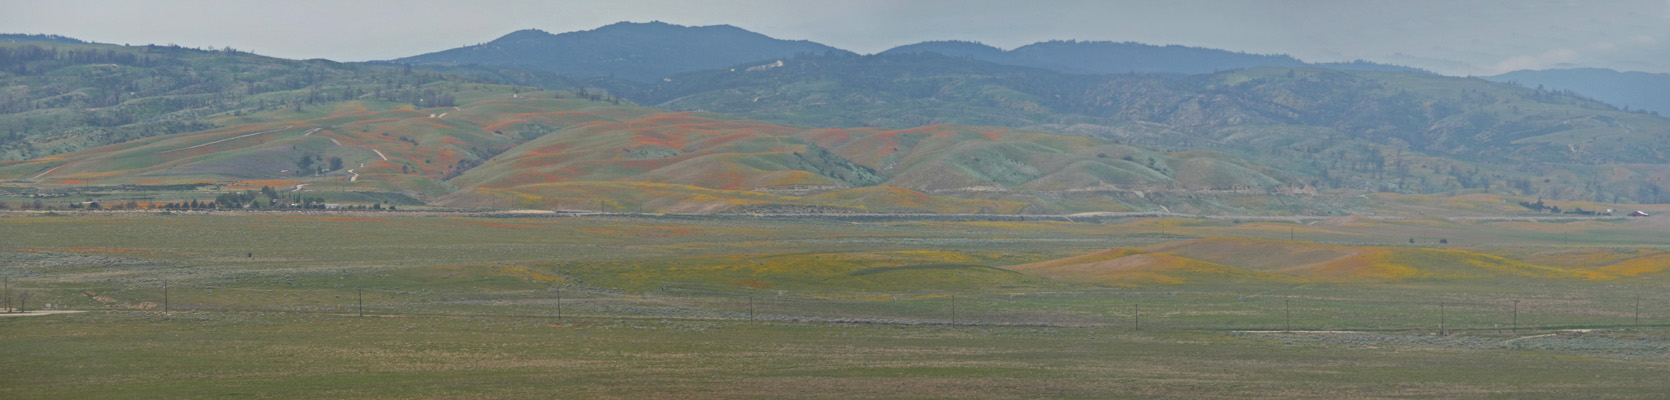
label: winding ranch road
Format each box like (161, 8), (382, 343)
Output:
(159, 125), (292, 154)
(29, 164), (67, 179)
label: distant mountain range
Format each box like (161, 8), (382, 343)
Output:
(393, 21), (851, 82)
(393, 22), (1422, 81)
(392, 19), (1667, 119)
(880, 40), (1425, 75)
(1487, 68), (1670, 116)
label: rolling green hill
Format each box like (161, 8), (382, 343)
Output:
(2, 88), (1307, 214)
(0, 41), (554, 161)
(600, 53), (1670, 204)
(0, 86), (578, 195)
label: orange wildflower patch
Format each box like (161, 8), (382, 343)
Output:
(804, 129), (854, 144)
(613, 157), (680, 172)
(631, 130), (688, 149)
(480, 120), (525, 133)
(695, 132), (756, 148)
(980, 128), (1006, 140)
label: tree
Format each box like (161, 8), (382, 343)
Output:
(328, 156), (344, 171)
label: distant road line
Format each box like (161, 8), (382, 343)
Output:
(301, 128), (320, 136)
(160, 126), (291, 154)
(370, 149), (389, 161)
(330, 138), (342, 146)
(30, 164), (67, 179)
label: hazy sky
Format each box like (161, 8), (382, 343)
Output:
(3, 0), (1668, 75)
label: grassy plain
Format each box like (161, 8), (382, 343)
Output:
(3, 212), (1670, 398)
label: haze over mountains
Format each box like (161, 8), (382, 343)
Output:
(880, 40), (1424, 75)
(395, 21), (1421, 81)
(392, 22), (1664, 116)
(1486, 68), (1670, 116)
(4, 21), (1670, 214)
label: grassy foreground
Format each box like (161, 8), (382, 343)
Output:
(3, 311), (1668, 399)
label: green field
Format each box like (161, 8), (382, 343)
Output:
(6, 313), (1669, 399)
(3, 212), (1670, 398)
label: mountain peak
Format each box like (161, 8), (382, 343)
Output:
(493, 29), (554, 42)
(596, 20), (676, 30)
(398, 22), (850, 81)
(881, 41), (1004, 58)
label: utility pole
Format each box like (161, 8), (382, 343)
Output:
(163, 281), (169, 315)
(1439, 302), (1446, 336)
(1512, 300), (1519, 332)
(556, 287), (562, 320)
(357, 288), (363, 317)
(749, 296), (754, 321)
(950, 295), (957, 326)
(1134, 303), (1141, 331)
(4, 277), (9, 313)
(1290, 226), (1295, 242)
(1635, 295), (1641, 328)
(1285, 297), (1292, 332)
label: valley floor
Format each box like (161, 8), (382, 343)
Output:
(3, 213), (1669, 398)
(3, 311), (1668, 399)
